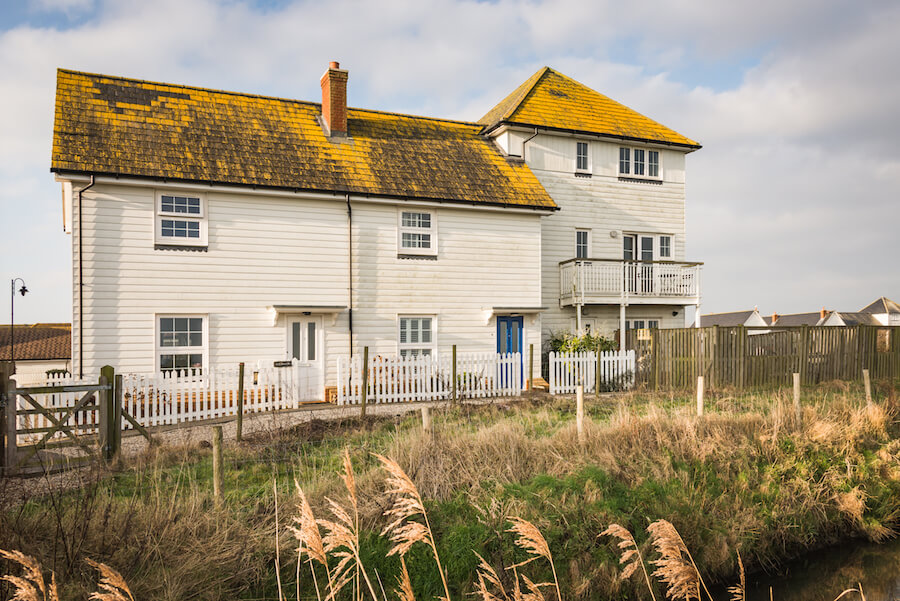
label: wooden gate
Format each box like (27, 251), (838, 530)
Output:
(1, 364), (120, 476)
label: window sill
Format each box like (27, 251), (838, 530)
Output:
(574, 171), (592, 178)
(398, 254), (437, 260)
(618, 176), (662, 185)
(155, 244), (209, 251)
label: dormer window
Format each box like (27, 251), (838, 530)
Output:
(576, 141), (590, 172)
(619, 147), (661, 180)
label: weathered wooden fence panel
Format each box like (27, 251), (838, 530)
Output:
(630, 325), (900, 390)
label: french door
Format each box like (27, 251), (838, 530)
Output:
(623, 235), (655, 294)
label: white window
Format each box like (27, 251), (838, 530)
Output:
(398, 316), (435, 357)
(575, 229), (590, 258)
(627, 319), (659, 330)
(398, 209), (437, 256)
(576, 141), (590, 172)
(157, 315), (207, 374)
(659, 235), (672, 258)
(648, 151), (660, 178)
(619, 147), (661, 180)
(155, 192), (207, 247)
(618, 147), (630, 174)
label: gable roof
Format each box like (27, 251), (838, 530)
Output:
(478, 67), (700, 149)
(51, 69), (556, 210)
(860, 297), (900, 314)
(768, 312), (828, 327)
(696, 310), (765, 328)
(0, 324), (71, 361)
(828, 312), (883, 327)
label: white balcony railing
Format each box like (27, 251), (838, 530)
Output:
(560, 259), (702, 305)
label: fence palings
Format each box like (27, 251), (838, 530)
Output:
(548, 350), (636, 394)
(627, 325), (900, 390)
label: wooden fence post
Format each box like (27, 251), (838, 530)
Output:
(529, 343), (535, 395)
(451, 345), (458, 404)
(212, 425), (224, 505)
(793, 373), (801, 421)
(113, 374), (123, 457)
(576, 384), (585, 444)
(696, 376), (704, 417)
(738, 326), (746, 390)
(236, 362), (245, 442)
(99, 365), (115, 462)
(799, 325), (809, 385)
(863, 368), (872, 407)
(421, 406), (432, 434)
(1, 363), (15, 474)
(651, 328), (659, 391)
(360, 346), (369, 418)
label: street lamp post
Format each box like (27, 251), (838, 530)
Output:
(9, 278), (28, 372)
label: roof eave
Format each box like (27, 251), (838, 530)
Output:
(482, 120), (702, 151)
(51, 168), (560, 212)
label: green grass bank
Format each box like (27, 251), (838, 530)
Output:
(1, 384), (898, 600)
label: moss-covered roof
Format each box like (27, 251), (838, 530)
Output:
(479, 67), (700, 149)
(51, 69), (556, 209)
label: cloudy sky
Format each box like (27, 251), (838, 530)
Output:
(1, 0), (898, 324)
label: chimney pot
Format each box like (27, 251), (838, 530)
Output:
(320, 61), (348, 136)
(820, 307), (827, 320)
(771, 312), (778, 324)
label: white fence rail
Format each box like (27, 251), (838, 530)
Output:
(121, 361), (313, 428)
(549, 350), (635, 394)
(336, 352), (522, 405)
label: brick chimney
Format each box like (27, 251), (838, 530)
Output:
(820, 307), (827, 320)
(771, 312), (779, 325)
(320, 61), (348, 136)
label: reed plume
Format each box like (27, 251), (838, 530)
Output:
(393, 557), (416, 601)
(727, 552), (745, 601)
(473, 551), (509, 601)
(86, 558), (135, 601)
(0, 549), (59, 601)
(376, 453), (451, 601)
(317, 448), (379, 601)
(647, 520), (711, 601)
(290, 479), (333, 601)
(601, 523), (657, 601)
(507, 517), (561, 601)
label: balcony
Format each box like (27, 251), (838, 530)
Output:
(559, 259), (702, 306)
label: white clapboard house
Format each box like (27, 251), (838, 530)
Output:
(51, 63), (702, 400)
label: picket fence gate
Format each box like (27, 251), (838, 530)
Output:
(336, 352), (522, 405)
(548, 350), (636, 395)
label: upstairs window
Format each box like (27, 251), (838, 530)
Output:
(157, 315), (206, 374)
(398, 209), (437, 257)
(156, 192), (207, 247)
(619, 147), (662, 180)
(660, 235), (672, 258)
(576, 141), (590, 172)
(619, 147), (630, 174)
(576, 229), (590, 258)
(398, 316), (435, 357)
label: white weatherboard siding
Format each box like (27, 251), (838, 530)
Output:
(523, 133), (692, 340)
(72, 183), (350, 382)
(351, 203), (542, 375)
(71, 182), (544, 385)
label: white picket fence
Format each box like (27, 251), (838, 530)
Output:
(549, 350), (635, 394)
(120, 361), (313, 428)
(336, 352), (522, 405)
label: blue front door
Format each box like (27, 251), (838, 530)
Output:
(497, 316), (524, 386)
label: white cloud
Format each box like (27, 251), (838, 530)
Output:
(1, 0), (899, 322)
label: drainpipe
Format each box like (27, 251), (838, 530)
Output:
(347, 193), (353, 358)
(519, 128), (539, 159)
(77, 175), (95, 378)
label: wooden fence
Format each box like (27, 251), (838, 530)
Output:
(548, 350), (636, 394)
(337, 351), (522, 405)
(626, 325), (900, 390)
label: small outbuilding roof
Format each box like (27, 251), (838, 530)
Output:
(0, 324), (71, 361)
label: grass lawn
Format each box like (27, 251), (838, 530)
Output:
(1, 383), (899, 600)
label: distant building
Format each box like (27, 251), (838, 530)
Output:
(766, 309), (830, 327)
(0, 323), (72, 384)
(820, 312), (883, 327)
(693, 308), (768, 332)
(859, 297), (900, 326)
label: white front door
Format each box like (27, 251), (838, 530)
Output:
(288, 316), (324, 401)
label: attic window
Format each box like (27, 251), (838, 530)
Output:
(619, 147), (662, 181)
(576, 142), (590, 172)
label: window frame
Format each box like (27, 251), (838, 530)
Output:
(155, 314), (209, 375)
(618, 146), (662, 181)
(659, 235), (672, 259)
(575, 141), (591, 172)
(155, 191), (208, 247)
(397, 208), (438, 257)
(397, 315), (437, 357)
(575, 229), (591, 259)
